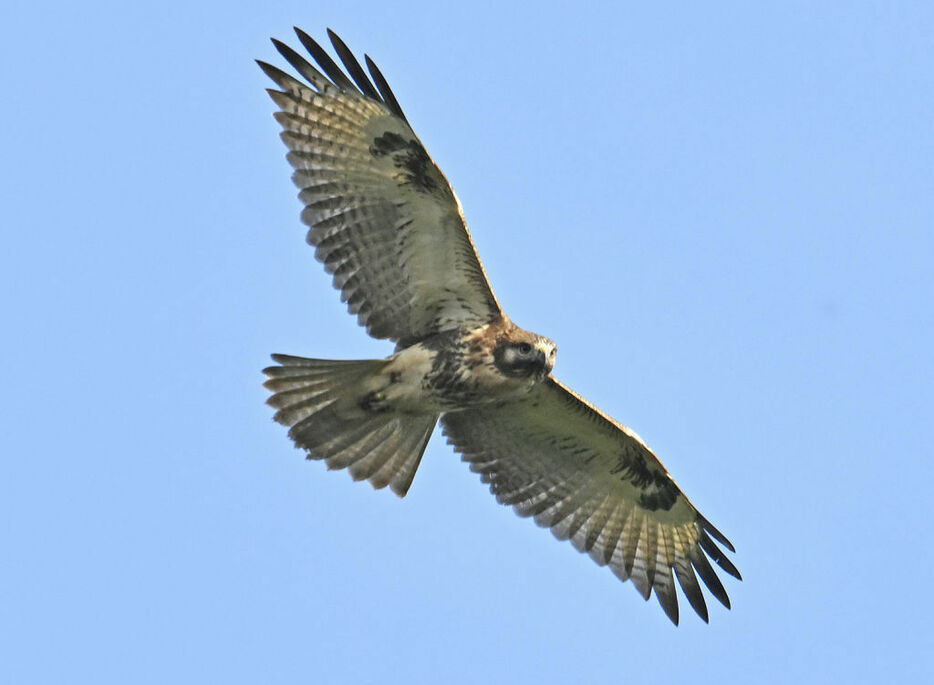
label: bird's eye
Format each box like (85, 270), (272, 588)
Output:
(517, 342), (533, 355)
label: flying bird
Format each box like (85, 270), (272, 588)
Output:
(258, 28), (741, 625)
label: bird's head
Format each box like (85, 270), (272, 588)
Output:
(492, 329), (557, 380)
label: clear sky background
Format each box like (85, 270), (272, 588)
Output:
(3, 1), (932, 683)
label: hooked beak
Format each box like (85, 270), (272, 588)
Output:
(537, 346), (555, 374)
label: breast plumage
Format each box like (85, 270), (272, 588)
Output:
(259, 28), (740, 625)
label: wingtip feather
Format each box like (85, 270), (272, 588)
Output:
(365, 54), (407, 123)
(699, 514), (736, 553)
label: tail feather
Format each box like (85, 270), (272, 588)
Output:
(265, 354), (378, 384)
(263, 354), (438, 497)
(317, 416), (389, 461)
(324, 419), (397, 469)
(347, 417), (432, 485)
(372, 419), (436, 495)
(347, 430), (407, 482)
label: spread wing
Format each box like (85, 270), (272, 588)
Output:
(258, 29), (501, 346)
(441, 378), (741, 625)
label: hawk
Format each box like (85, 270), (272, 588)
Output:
(258, 28), (741, 624)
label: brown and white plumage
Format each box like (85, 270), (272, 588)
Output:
(259, 28), (740, 625)
(258, 29), (500, 346)
(442, 378), (740, 624)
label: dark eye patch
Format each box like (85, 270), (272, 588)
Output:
(493, 340), (542, 377)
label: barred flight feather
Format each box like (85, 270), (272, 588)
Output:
(260, 29), (740, 625)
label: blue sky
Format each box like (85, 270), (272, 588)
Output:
(3, 1), (933, 682)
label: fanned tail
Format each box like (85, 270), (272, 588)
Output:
(263, 353), (437, 497)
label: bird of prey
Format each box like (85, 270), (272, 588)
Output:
(258, 28), (741, 625)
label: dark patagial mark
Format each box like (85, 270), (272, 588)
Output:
(610, 452), (680, 511)
(637, 472), (680, 511)
(370, 132), (437, 193)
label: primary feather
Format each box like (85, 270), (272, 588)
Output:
(260, 28), (740, 625)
